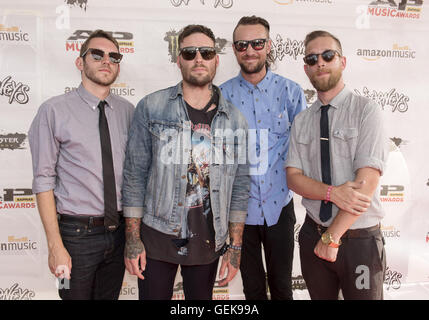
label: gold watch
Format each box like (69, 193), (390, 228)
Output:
(321, 231), (342, 248)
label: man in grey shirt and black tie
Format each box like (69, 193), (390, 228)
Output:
(286, 30), (388, 299)
(28, 30), (134, 299)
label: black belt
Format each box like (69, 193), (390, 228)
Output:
(58, 212), (123, 228)
(305, 215), (380, 239)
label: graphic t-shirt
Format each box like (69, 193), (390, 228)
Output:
(141, 99), (220, 265)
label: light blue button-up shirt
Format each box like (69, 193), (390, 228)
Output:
(220, 70), (306, 226)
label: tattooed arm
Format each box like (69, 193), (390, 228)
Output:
(124, 218), (146, 280)
(218, 222), (245, 286)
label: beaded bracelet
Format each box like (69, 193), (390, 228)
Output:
(324, 185), (333, 204)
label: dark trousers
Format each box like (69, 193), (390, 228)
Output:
(138, 257), (219, 300)
(299, 215), (386, 300)
(240, 200), (296, 300)
(58, 216), (125, 300)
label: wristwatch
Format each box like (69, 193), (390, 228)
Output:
(321, 231), (341, 248)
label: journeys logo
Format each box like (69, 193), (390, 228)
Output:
(0, 188), (36, 210)
(380, 184), (405, 203)
(0, 236), (38, 255)
(0, 24), (30, 43)
(271, 34), (305, 62)
(354, 87), (409, 113)
(0, 76), (30, 105)
(64, 0), (88, 11)
(367, 0), (423, 20)
(384, 266), (402, 290)
(357, 44), (416, 61)
(170, 0), (234, 9)
(164, 30), (227, 63)
(65, 82), (136, 97)
(304, 89), (317, 105)
(66, 30), (135, 54)
(0, 283), (35, 300)
(172, 280), (229, 300)
(0, 133), (27, 150)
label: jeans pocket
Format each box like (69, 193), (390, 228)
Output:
(59, 221), (87, 241)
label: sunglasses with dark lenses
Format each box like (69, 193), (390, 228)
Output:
(233, 38), (267, 52)
(303, 49), (341, 66)
(179, 46), (217, 61)
(81, 48), (123, 64)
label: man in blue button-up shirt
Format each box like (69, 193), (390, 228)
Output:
(220, 16), (306, 300)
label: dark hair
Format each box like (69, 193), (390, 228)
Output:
(80, 29), (120, 57)
(304, 30), (342, 55)
(233, 15), (274, 69)
(178, 24), (216, 49)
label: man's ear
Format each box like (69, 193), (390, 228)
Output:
(75, 56), (84, 71)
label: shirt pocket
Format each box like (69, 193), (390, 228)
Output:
(147, 119), (184, 163)
(332, 127), (358, 159)
(295, 134), (314, 174)
(271, 110), (291, 136)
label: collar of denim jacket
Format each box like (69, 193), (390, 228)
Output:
(170, 81), (230, 119)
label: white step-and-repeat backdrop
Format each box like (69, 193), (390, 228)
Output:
(1, 0), (429, 300)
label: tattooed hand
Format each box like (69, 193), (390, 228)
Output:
(218, 222), (244, 286)
(124, 218), (146, 280)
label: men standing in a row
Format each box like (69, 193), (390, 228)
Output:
(221, 16), (306, 300)
(29, 30), (134, 299)
(286, 30), (388, 299)
(122, 24), (250, 300)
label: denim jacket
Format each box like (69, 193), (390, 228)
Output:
(123, 82), (250, 251)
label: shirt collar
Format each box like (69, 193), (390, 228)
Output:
(312, 85), (351, 113)
(170, 81), (230, 118)
(76, 83), (114, 111)
(237, 68), (273, 92)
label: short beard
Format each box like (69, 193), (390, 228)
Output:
(83, 61), (117, 87)
(239, 60), (265, 75)
(310, 69), (342, 92)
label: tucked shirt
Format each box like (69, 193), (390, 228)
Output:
(28, 83), (134, 216)
(221, 70), (306, 226)
(285, 86), (389, 229)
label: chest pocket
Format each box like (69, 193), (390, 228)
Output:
(271, 110), (291, 136)
(332, 128), (358, 159)
(148, 120), (185, 163)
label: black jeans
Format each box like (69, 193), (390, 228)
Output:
(138, 257), (219, 300)
(299, 215), (386, 300)
(240, 200), (296, 300)
(58, 216), (125, 300)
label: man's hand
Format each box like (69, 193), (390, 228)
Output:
(218, 248), (241, 286)
(49, 245), (72, 280)
(330, 181), (371, 215)
(124, 218), (146, 280)
(314, 239), (339, 263)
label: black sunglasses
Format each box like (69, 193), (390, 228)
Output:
(233, 38), (267, 52)
(179, 46), (217, 61)
(80, 48), (123, 64)
(303, 49), (341, 66)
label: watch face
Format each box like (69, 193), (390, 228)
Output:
(321, 232), (332, 244)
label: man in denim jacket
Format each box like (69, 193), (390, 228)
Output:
(122, 25), (250, 300)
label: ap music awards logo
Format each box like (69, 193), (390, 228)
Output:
(0, 24), (30, 43)
(66, 30), (135, 54)
(367, 0), (423, 20)
(172, 280), (229, 300)
(354, 87), (410, 113)
(0, 133), (27, 150)
(164, 30), (227, 63)
(356, 43), (416, 62)
(0, 188), (36, 210)
(0, 76), (30, 105)
(380, 184), (405, 203)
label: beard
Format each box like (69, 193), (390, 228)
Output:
(83, 61), (118, 87)
(309, 68), (342, 92)
(181, 64), (216, 87)
(239, 57), (266, 75)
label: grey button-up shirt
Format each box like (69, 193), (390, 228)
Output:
(29, 83), (134, 216)
(285, 86), (388, 229)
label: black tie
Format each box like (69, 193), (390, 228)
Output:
(320, 104), (332, 222)
(98, 100), (118, 231)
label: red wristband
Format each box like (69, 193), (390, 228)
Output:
(324, 185), (333, 204)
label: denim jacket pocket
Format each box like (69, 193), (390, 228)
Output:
(332, 127), (358, 159)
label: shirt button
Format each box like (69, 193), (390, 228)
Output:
(257, 120), (261, 123)
(181, 175), (186, 179)
(256, 98), (259, 102)
(178, 202), (183, 207)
